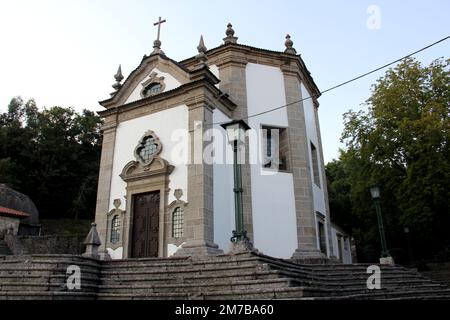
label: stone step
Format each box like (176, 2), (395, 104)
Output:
(321, 287), (450, 300)
(0, 267), (100, 279)
(0, 273), (100, 285)
(100, 269), (282, 286)
(0, 291), (97, 300)
(98, 278), (297, 295)
(0, 281), (99, 292)
(100, 263), (264, 277)
(97, 292), (189, 300)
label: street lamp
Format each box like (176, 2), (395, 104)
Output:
(221, 120), (251, 245)
(369, 186), (393, 264)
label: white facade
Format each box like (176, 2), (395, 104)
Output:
(95, 38), (349, 263)
(108, 105), (189, 213)
(125, 68), (181, 104)
(246, 63), (298, 258)
(331, 226), (353, 264)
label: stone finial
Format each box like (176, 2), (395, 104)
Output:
(112, 65), (124, 92)
(284, 34), (297, 54)
(197, 35), (207, 54)
(223, 23), (238, 44)
(83, 223), (101, 259)
(195, 35), (208, 68)
(152, 39), (165, 55)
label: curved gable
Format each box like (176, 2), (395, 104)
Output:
(102, 54), (190, 108)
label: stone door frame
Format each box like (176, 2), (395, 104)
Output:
(120, 157), (174, 258)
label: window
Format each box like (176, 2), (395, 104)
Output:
(140, 136), (159, 163)
(142, 82), (162, 97)
(172, 207), (184, 238)
(262, 126), (289, 171)
(310, 142), (321, 187)
(110, 215), (121, 244)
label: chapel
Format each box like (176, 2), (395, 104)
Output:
(94, 20), (352, 263)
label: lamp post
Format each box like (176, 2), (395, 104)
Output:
(369, 186), (393, 264)
(221, 120), (251, 246)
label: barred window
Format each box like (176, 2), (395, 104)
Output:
(110, 215), (121, 244)
(172, 207), (184, 238)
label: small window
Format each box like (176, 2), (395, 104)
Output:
(142, 82), (162, 97)
(172, 207), (184, 238)
(110, 215), (121, 244)
(310, 142), (321, 187)
(262, 126), (289, 171)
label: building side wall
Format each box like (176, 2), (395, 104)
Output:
(246, 63), (297, 259)
(301, 83), (330, 254)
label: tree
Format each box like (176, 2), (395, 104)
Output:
(328, 57), (450, 262)
(0, 97), (103, 220)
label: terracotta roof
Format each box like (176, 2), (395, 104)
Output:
(0, 206), (30, 218)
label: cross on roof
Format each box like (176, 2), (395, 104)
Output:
(153, 16), (166, 42)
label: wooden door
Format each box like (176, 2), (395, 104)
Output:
(131, 191), (160, 258)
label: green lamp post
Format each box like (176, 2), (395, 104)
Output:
(369, 186), (392, 261)
(221, 120), (251, 243)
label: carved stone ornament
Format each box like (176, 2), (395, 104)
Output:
(140, 72), (166, 98)
(133, 130), (162, 167)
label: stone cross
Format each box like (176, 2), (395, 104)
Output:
(153, 16), (166, 42)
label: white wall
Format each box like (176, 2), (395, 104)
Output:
(246, 63), (298, 259)
(125, 68), (181, 104)
(209, 64), (220, 88)
(212, 109), (235, 252)
(331, 226), (352, 264)
(109, 105), (189, 212)
(301, 83), (329, 255)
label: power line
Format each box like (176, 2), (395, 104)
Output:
(208, 35), (450, 126)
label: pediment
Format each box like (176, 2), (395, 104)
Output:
(104, 54), (191, 108)
(120, 157), (174, 183)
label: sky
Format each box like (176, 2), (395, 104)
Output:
(0, 0), (449, 163)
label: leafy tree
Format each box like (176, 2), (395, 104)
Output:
(0, 97), (102, 220)
(328, 57), (450, 262)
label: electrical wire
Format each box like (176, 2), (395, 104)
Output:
(207, 35), (450, 127)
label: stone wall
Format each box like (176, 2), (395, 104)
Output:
(17, 235), (86, 255)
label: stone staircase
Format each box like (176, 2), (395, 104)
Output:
(1, 251), (450, 300)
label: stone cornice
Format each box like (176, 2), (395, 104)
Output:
(98, 76), (236, 120)
(179, 43), (321, 100)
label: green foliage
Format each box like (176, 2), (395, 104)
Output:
(0, 97), (103, 220)
(328, 57), (450, 262)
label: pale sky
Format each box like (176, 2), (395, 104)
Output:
(0, 0), (449, 163)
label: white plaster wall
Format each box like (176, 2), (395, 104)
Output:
(108, 105), (189, 212)
(209, 64), (220, 88)
(301, 83), (326, 215)
(301, 83), (329, 254)
(212, 109), (235, 252)
(125, 68), (182, 104)
(331, 226), (352, 264)
(167, 242), (185, 257)
(246, 63), (298, 259)
(107, 247), (123, 260)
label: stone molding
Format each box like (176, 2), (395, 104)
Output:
(179, 43), (320, 106)
(140, 72), (166, 99)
